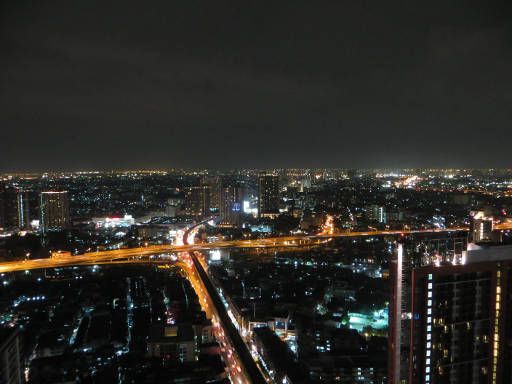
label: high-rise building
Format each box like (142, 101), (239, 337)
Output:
(219, 184), (244, 227)
(183, 186), (211, 218)
(471, 211), (494, 243)
(1, 188), (17, 229)
(0, 327), (23, 384)
(0, 188), (32, 229)
(40, 191), (70, 232)
(16, 192), (31, 229)
(202, 176), (221, 211)
(367, 205), (387, 224)
(389, 231), (468, 384)
(258, 174), (280, 218)
(389, 233), (512, 384)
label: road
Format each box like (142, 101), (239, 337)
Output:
(0, 226), (473, 383)
(186, 251), (266, 384)
(174, 252), (253, 383)
(181, 222), (266, 383)
(0, 227), (471, 274)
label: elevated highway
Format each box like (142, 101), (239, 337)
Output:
(0, 227), (470, 274)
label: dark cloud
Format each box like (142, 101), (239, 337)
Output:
(1, 0), (511, 171)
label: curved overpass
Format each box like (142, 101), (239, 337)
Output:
(0, 227), (469, 274)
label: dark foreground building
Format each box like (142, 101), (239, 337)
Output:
(0, 327), (23, 384)
(258, 174), (280, 218)
(390, 234), (512, 384)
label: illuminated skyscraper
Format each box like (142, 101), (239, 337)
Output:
(258, 174), (280, 218)
(389, 233), (512, 384)
(219, 184), (244, 227)
(16, 192), (31, 229)
(389, 232), (467, 383)
(40, 191), (70, 232)
(183, 185), (211, 218)
(367, 204), (387, 224)
(471, 211), (494, 243)
(0, 188), (31, 229)
(202, 176), (221, 211)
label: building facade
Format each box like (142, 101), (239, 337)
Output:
(0, 327), (23, 384)
(471, 211), (494, 243)
(390, 233), (512, 384)
(40, 191), (70, 232)
(258, 174), (280, 218)
(0, 188), (33, 229)
(219, 184), (244, 227)
(183, 185), (211, 218)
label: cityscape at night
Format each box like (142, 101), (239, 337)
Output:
(1, 1), (512, 383)
(1, 169), (512, 383)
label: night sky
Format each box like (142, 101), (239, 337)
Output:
(1, 1), (511, 171)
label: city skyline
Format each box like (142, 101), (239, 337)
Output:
(1, 168), (512, 383)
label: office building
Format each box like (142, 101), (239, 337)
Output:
(40, 191), (70, 232)
(202, 176), (221, 211)
(389, 232), (512, 384)
(258, 174), (280, 218)
(219, 184), (244, 227)
(183, 185), (210, 218)
(0, 327), (23, 384)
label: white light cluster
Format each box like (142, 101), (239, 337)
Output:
(492, 270), (501, 383)
(425, 273), (433, 383)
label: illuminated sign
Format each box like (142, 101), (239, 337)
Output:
(232, 203), (241, 212)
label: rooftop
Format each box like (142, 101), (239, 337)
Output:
(467, 244), (512, 264)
